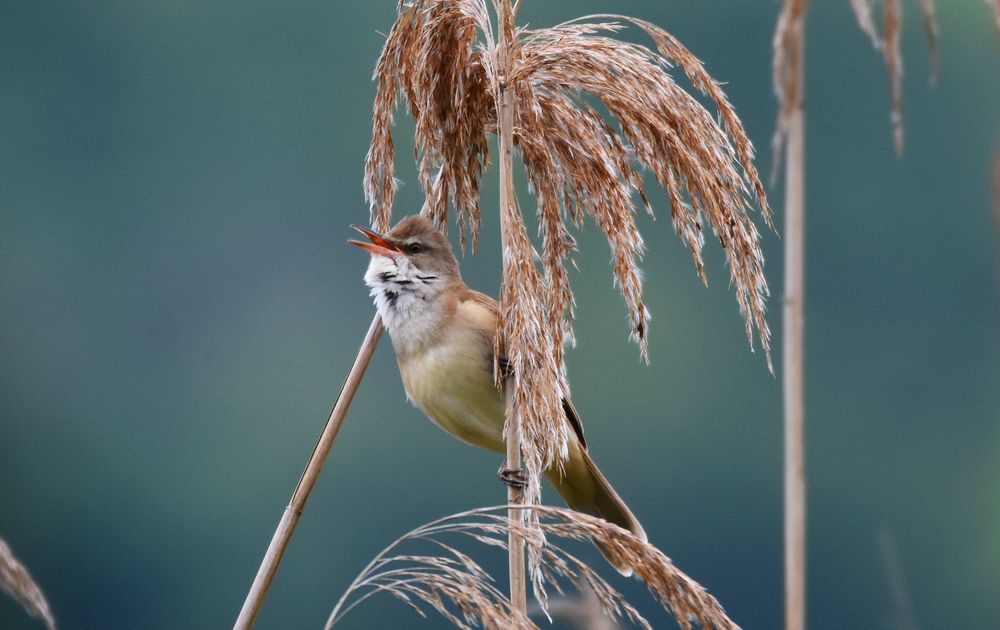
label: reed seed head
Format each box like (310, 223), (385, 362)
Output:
(326, 506), (741, 630)
(1, 537), (57, 630)
(369, 0), (774, 525)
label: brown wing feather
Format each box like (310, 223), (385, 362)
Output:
(460, 287), (588, 450)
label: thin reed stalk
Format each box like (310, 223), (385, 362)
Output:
(497, 0), (527, 617)
(235, 315), (384, 629)
(773, 2), (807, 629)
(783, 100), (807, 630)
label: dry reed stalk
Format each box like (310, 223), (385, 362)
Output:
(235, 316), (384, 629)
(782, 105), (807, 630)
(368, 2), (775, 539)
(325, 506), (740, 630)
(1, 536), (57, 630)
(495, 0), (527, 616)
(991, 0), (1000, 38)
(772, 3), (807, 630)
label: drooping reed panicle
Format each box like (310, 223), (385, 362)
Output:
(1, 536), (57, 630)
(367, 0), (775, 515)
(848, 0), (944, 153)
(991, 0), (1000, 38)
(771, 0), (806, 180)
(527, 584), (623, 630)
(849, 0), (905, 153)
(920, 0), (940, 83)
(325, 506), (740, 630)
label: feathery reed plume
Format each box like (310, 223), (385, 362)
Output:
(325, 506), (740, 630)
(849, 0), (908, 154)
(771, 0), (806, 180)
(368, 1), (775, 517)
(527, 585), (623, 630)
(853, 0), (937, 86)
(919, 0), (939, 84)
(1, 537), (57, 630)
(991, 0), (1000, 38)
(885, 0), (904, 153)
(850, 0), (881, 49)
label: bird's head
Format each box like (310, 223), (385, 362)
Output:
(350, 215), (460, 296)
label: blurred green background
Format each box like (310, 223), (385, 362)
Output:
(2, 1), (998, 628)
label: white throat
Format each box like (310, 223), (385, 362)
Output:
(364, 255), (447, 355)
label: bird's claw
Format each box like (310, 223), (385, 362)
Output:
(497, 465), (528, 489)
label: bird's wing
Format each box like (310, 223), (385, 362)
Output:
(457, 287), (588, 450)
(560, 397), (588, 450)
(457, 288), (499, 317)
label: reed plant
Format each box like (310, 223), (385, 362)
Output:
(367, 0), (774, 518)
(771, 2), (944, 628)
(325, 506), (739, 630)
(237, 0), (777, 625)
(241, 1), (996, 627)
(1, 536), (57, 630)
(358, 0), (774, 623)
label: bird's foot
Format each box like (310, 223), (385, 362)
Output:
(497, 465), (528, 490)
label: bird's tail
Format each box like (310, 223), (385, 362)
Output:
(545, 445), (646, 576)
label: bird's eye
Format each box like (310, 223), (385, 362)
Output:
(405, 242), (425, 255)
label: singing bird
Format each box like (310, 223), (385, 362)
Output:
(350, 215), (646, 568)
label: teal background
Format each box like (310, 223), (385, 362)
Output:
(2, 1), (999, 628)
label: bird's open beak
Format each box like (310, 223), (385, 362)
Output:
(349, 225), (402, 258)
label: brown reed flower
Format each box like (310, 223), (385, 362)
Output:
(368, 1), (775, 511)
(849, 0), (905, 153)
(325, 505), (740, 630)
(848, 0), (943, 154)
(1, 537), (57, 630)
(920, 0), (940, 83)
(771, 0), (806, 178)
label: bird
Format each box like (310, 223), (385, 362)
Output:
(350, 214), (646, 571)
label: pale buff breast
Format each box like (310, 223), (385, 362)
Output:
(397, 299), (506, 452)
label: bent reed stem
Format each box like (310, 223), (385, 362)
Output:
(234, 315), (384, 630)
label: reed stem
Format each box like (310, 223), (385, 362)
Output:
(496, 0), (527, 619)
(782, 23), (807, 630)
(235, 315), (384, 629)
